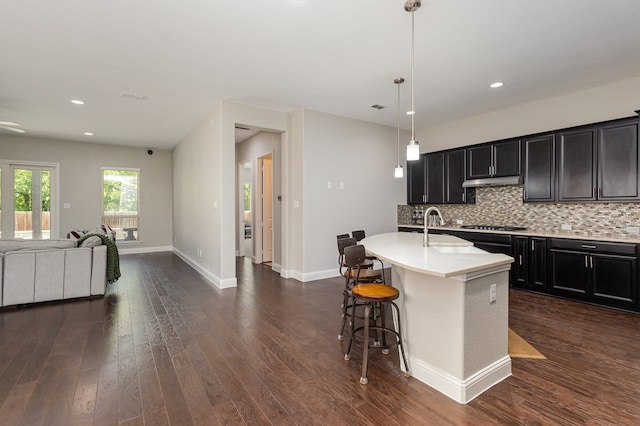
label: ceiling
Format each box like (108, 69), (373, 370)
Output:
(2, 0), (640, 150)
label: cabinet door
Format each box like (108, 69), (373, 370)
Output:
(426, 152), (444, 204)
(493, 140), (521, 177)
(549, 249), (590, 295)
(529, 237), (547, 289)
(511, 236), (528, 287)
(591, 254), (637, 306)
(407, 154), (427, 204)
(598, 119), (640, 201)
(445, 149), (468, 204)
(466, 144), (492, 179)
(523, 134), (555, 202)
(557, 127), (597, 201)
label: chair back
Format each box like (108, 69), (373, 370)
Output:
(352, 230), (366, 242)
(344, 244), (367, 268)
(337, 236), (357, 256)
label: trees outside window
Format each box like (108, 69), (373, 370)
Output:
(103, 169), (139, 242)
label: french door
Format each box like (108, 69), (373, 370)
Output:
(0, 162), (58, 239)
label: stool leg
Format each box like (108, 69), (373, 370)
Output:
(360, 303), (371, 385)
(344, 296), (358, 361)
(380, 302), (390, 355)
(338, 289), (349, 340)
(391, 301), (411, 378)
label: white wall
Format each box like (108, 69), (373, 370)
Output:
(419, 75), (640, 152)
(0, 134), (173, 251)
(301, 110), (407, 281)
(172, 101), (289, 288)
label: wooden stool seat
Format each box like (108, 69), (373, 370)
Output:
(351, 284), (398, 301)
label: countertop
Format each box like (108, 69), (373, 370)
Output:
(397, 224), (640, 244)
(361, 232), (513, 278)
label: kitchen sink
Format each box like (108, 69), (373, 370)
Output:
(432, 245), (487, 254)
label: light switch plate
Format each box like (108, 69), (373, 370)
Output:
(561, 224), (572, 231)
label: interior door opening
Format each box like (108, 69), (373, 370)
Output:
(260, 154), (273, 266)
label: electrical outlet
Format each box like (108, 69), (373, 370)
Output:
(626, 226), (640, 235)
(561, 224), (572, 231)
(456, 219), (463, 225)
(489, 284), (497, 303)
(327, 181), (332, 189)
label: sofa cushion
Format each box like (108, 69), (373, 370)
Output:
(0, 239), (76, 253)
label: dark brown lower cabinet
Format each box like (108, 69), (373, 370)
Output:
(548, 238), (638, 310)
(512, 236), (547, 290)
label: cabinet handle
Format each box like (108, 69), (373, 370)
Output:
(598, 187), (602, 198)
(462, 192), (465, 202)
(590, 256), (593, 269)
(592, 187), (596, 199)
(581, 244), (597, 249)
(585, 256), (588, 268)
(531, 240), (534, 251)
(523, 190), (526, 201)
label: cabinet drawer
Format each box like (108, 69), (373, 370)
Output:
(549, 238), (637, 256)
(457, 231), (512, 245)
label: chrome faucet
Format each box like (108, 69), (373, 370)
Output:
(423, 206), (446, 247)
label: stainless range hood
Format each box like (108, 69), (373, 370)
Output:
(462, 175), (522, 188)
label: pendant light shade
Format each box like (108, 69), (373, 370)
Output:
(394, 77), (405, 178)
(405, 0), (421, 161)
(406, 140), (420, 161)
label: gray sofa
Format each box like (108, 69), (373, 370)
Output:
(0, 239), (106, 307)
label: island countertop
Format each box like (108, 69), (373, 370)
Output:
(362, 232), (513, 278)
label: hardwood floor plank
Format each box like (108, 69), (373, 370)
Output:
(1, 253), (639, 425)
(0, 380), (36, 425)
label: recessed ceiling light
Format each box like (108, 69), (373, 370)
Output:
(490, 82), (504, 88)
(84, 132), (94, 136)
(71, 99), (85, 105)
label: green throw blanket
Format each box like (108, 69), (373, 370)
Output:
(76, 233), (121, 283)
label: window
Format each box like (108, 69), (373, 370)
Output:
(102, 168), (139, 242)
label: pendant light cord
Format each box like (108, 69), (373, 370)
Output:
(410, 9), (415, 141)
(397, 81), (401, 164)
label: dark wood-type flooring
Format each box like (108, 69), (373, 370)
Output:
(0, 252), (639, 425)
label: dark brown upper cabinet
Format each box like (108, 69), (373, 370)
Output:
(467, 139), (521, 179)
(597, 119), (640, 201)
(426, 152), (445, 204)
(556, 118), (640, 202)
(557, 126), (597, 201)
(407, 149), (474, 205)
(406, 154), (427, 204)
(523, 134), (555, 202)
(445, 148), (474, 204)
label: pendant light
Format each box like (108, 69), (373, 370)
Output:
(405, 0), (421, 161)
(394, 77), (405, 178)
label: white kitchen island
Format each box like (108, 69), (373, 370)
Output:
(361, 232), (514, 403)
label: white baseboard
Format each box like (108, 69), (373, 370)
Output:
(119, 245), (173, 255)
(407, 354), (512, 404)
(173, 248), (237, 289)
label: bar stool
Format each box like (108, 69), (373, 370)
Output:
(337, 237), (383, 341)
(342, 244), (410, 385)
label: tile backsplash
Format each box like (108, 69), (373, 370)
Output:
(398, 185), (640, 239)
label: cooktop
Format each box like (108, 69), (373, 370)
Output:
(460, 225), (527, 231)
